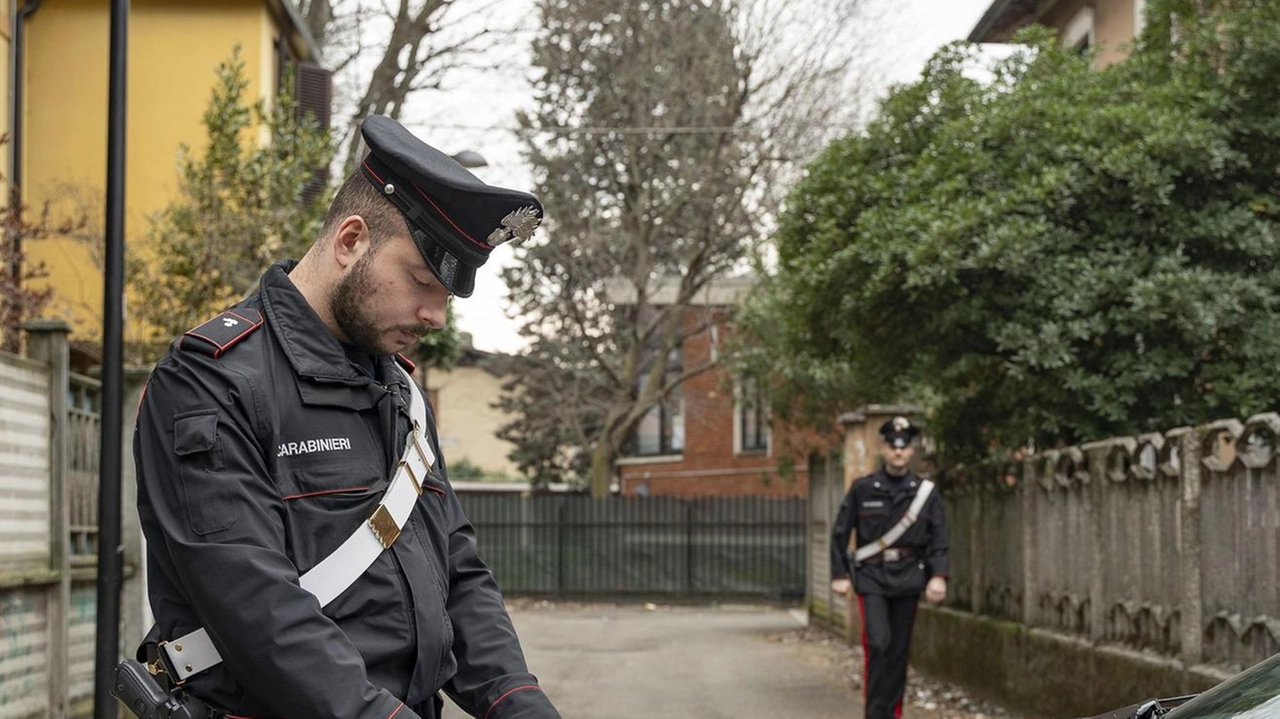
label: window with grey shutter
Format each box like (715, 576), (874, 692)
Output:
(296, 61), (332, 205)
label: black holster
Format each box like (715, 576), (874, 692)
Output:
(111, 659), (216, 719)
(113, 626), (220, 719)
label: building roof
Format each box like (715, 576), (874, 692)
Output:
(267, 0), (324, 64)
(838, 404), (924, 426)
(968, 0), (1055, 43)
(603, 276), (757, 307)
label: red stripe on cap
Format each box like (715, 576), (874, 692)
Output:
(409, 181), (492, 251)
(363, 159), (492, 252)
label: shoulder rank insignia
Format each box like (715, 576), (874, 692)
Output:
(180, 308), (264, 358)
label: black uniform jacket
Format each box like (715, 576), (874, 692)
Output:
(829, 468), (949, 597)
(135, 260), (559, 719)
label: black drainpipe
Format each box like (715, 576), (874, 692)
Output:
(10, 0), (44, 283)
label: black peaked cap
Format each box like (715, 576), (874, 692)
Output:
(358, 115), (544, 298)
(879, 416), (920, 447)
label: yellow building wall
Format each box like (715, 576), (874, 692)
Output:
(427, 366), (521, 478)
(0, 0), (12, 199)
(1043, 0), (1138, 68)
(21, 0), (283, 341)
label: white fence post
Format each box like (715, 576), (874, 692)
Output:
(1177, 427), (1203, 667)
(24, 319), (71, 719)
(121, 367), (151, 656)
(1020, 457), (1037, 626)
(1084, 443), (1108, 644)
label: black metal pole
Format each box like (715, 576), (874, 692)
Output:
(94, 0), (128, 717)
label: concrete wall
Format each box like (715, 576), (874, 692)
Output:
(910, 606), (1228, 718)
(811, 409), (1280, 716)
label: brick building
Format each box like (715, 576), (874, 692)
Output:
(611, 277), (840, 498)
(969, 0), (1148, 68)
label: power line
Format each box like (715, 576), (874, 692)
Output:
(425, 123), (750, 135)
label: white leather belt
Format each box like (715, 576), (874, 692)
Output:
(852, 479), (935, 565)
(161, 365), (432, 684)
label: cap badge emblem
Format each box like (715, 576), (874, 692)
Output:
(892, 416), (910, 432)
(486, 206), (541, 247)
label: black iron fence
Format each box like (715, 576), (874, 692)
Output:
(458, 494), (806, 598)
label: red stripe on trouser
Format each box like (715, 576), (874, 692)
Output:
(895, 601), (919, 719)
(857, 593), (869, 706)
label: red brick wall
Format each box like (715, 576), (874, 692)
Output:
(617, 305), (839, 497)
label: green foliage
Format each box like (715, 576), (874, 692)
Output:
(409, 304), (464, 371)
(0, 135), (54, 352)
(132, 47), (332, 357)
(740, 1), (1280, 464)
(446, 458), (485, 481)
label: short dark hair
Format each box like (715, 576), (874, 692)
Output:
(321, 169), (408, 247)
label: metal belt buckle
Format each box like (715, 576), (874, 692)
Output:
(398, 460), (423, 495)
(153, 640), (186, 686)
(409, 424), (434, 471)
(368, 505), (401, 549)
(884, 548), (902, 563)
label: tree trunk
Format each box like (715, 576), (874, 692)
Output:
(588, 436), (618, 498)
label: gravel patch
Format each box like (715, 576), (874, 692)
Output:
(771, 624), (1028, 719)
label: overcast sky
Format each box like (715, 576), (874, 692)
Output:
(402, 0), (996, 354)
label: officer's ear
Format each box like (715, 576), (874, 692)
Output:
(331, 215), (372, 270)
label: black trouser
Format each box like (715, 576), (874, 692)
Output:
(857, 593), (919, 719)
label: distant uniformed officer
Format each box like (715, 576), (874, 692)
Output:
(133, 116), (560, 718)
(830, 416), (948, 719)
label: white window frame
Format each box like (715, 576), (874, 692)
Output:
(733, 378), (771, 456)
(1063, 6), (1096, 52)
(627, 348), (685, 458)
(1133, 0), (1147, 36)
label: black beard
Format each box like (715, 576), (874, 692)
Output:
(331, 253), (387, 355)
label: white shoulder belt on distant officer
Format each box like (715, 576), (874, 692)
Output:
(851, 479), (935, 565)
(157, 364), (433, 684)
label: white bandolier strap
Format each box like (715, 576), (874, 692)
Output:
(162, 365), (432, 684)
(852, 479), (935, 565)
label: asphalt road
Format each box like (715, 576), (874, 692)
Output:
(442, 602), (858, 719)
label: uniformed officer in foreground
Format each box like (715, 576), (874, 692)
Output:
(830, 417), (949, 719)
(133, 116), (560, 719)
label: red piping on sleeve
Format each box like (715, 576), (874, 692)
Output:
(482, 686), (541, 719)
(281, 486), (371, 501)
(386, 702), (406, 719)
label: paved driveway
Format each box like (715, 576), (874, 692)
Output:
(443, 603), (857, 719)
